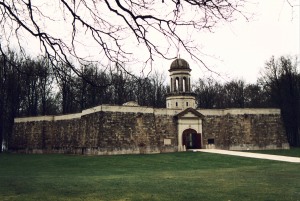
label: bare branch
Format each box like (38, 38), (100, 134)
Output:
(0, 0), (249, 78)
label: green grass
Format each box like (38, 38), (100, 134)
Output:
(0, 152), (300, 201)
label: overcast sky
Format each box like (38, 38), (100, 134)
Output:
(6, 0), (299, 84)
(168, 0), (300, 83)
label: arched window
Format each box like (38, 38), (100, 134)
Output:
(182, 77), (186, 92)
(175, 77), (179, 92)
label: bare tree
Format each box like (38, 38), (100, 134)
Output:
(259, 56), (300, 147)
(284, 0), (300, 21)
(194, 77), (223, 108)
(224, 80), (245, 108)
(244, 83), (268, 108)
(0, 0), (248, 77)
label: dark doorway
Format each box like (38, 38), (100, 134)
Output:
(182, 129), (201, 149)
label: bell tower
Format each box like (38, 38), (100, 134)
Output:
(166, 58), (196, 109)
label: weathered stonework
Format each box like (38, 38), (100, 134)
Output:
(11, 106), (178, 155)
(11, 105), (289, 155)
(202, 113), (288, 150)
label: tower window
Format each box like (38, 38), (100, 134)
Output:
(175, 77), (179, 92)
(176, 102), (178, 107)
(186, 102), (188, 106)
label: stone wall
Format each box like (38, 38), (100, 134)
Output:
(11, 106), (178, 155)
(202, 113), (289, 150)
(11, 105), (289, 155)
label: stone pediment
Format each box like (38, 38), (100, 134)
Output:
(175, 108), (204, 119)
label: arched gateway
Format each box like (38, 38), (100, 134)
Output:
(182, 129), (201, 149)
(175, 108), (204, 150)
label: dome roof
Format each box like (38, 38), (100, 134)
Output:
(170, 58), (190, 71)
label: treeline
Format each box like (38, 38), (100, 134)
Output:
(195, 56), (300, 146)
(1, 52), (299, 149)
(194, 79), (269, 108)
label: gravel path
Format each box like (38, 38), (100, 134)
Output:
(197, 149), (300, 163)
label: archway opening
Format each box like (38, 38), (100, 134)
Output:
(175, 77), (179, 92)
(182, 129), (201, 149)
(183, 77), (186, 92)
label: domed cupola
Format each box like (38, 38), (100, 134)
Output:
(170, 58), (191, 71)
(166, 58), (196, 109)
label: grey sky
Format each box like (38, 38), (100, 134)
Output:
(172, 0), (300, 83)
(4, 0), (299, 84)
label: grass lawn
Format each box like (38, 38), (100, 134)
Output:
(0, 151), (299, 201)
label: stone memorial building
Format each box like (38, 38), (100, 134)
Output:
(11, 59), (290, 155)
